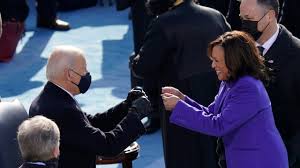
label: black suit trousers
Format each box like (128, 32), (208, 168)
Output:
(36, 0), (57, 21)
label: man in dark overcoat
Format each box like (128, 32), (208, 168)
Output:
(132, 0), (230, 167)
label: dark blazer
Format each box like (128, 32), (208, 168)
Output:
(198, 0), (229, 15)
(264, 25), (300, 167)
(29, 82), (145, 168)
(279, 0), (300, 38)
(133, 1), (230, 168)
(134, 1), (230, 85)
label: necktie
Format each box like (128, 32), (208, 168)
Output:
(257, 46), (265, 56)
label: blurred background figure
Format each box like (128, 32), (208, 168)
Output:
(0, 99), (28, 168)
(115, 0), (160, 133)
(279, 0), (300, 38)
(17, 115), (60, 168)
(132, 0), (230, 167)
(226, 0), (241, 30)
(0, 0), (70, 62)
(99, 0), (114, 7)
(196, 0), (230, 16)
(57, 0), (98, 11)
(0, 0), (28, 62)
(0, 0), (70, 31)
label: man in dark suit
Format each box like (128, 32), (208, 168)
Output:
(279, 0), (300, 38)
(132, 0), (230, 167)
(240, 0), (300, 167)
(29, 45), (151, 168)
(0, 0), (70, 31)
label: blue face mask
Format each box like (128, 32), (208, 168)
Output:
(70, 69), (92, 94)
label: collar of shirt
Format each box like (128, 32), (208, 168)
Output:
(51, 82), (77, 102)
(257, 24), (280, 56)
(26, 162), (46, 166)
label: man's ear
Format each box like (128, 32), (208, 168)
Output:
(269, 10), (277, 21)
(65, 68), (72, 81)
(53, 146), (60, 158)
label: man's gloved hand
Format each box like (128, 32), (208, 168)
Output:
(129, 96), (152, 120)
(126, 86), (146, 106)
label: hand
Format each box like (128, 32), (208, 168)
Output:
(126, 86), (147, 106)
(161, 93), (181, 111)
(162, 86), (185, 100)
(130, 96), (152, 120)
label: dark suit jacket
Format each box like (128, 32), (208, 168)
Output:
(264, 25), (300, 165)
(198, 0), (229, 15)
(29, 82), (145, 168)
(133, 1), (230, 168)
(134, 1), (230, 86)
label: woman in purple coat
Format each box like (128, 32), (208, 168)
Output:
(161, 31), (288, 168)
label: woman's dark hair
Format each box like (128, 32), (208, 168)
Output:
(208, 31), (269, 82)
(145, 0), (176, 16)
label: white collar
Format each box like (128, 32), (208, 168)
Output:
(259, 24), (280, 55)
(27, 162), (46, 166)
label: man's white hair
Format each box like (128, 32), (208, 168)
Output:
(46, 45), (84, 81)
(17, 115), (60, 161)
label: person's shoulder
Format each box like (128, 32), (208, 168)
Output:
(196, 4), (222, 15)
(233, 76), (262, 92)
(279, 25), (300, 47)
(237, 76), (260, 85)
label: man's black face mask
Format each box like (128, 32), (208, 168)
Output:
(70, 69), (92, 94)
(241, 11), (270, 41)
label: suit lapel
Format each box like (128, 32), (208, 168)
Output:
(214, 83), (231, 114)
(264, 25), (293, 82)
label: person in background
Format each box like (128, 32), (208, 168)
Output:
(162, 31), (288, 168)
(132, 0), (230, 167)
(226, 0), (241, 30)
(279, 0), (300, 38)
(29, 45), (151, 168)
(240, 0), (300, 167)
(17, 115), (60, 168)
(115, 0), (160, 134)
(0, 0), (70, 31)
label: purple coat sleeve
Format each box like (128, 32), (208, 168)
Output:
(184, 96), (215, 115)
(170, 79), (262, 137)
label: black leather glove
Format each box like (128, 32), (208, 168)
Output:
(126, 86), (146, 106)
(129, 96), (151, 120)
